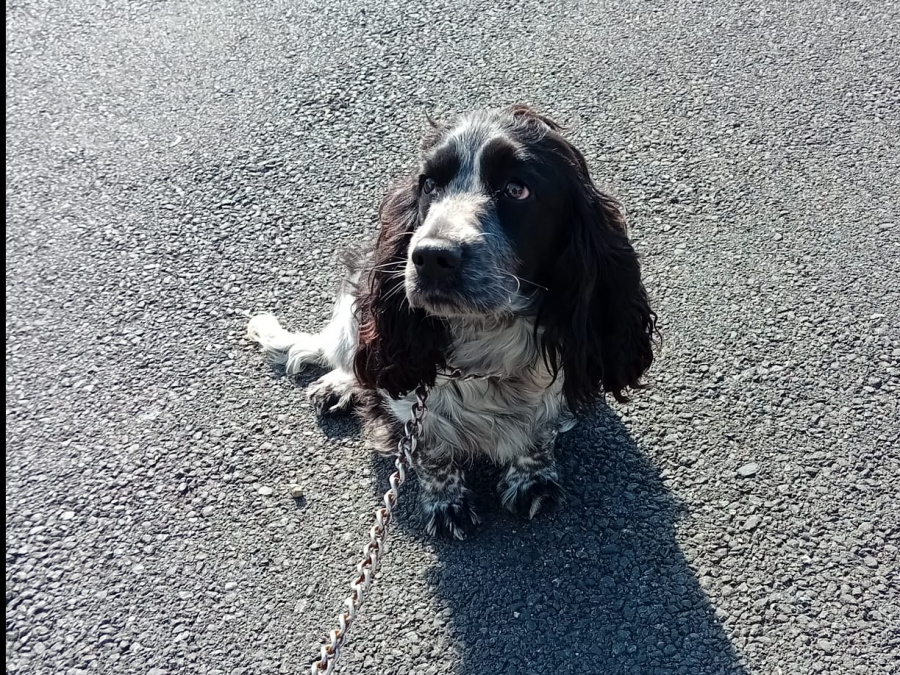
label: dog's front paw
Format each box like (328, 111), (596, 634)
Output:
(307, 371), (355, 416)
(421, 491), (481, 540)
(498, 469), (562, 520)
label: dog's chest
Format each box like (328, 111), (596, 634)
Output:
(388, 371), (563, 463)
(386, 317), (563, 462)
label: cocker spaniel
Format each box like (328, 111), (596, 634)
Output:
(247, 105), (656, 538)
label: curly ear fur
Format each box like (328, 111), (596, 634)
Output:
(538, 139), (656, 411)
(353, 176), (450, 397)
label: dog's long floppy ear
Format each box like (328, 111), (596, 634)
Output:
(353, 176), (449, 397)
(538, 144), (656, 412)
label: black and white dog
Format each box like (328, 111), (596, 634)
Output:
(247, 106), (656, 538)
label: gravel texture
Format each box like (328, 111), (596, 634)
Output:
(6, 1), (899, 674)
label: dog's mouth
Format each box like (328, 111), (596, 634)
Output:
(406, 286), (475, 317)
(406, 276), (531, 318)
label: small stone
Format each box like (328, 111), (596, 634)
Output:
(774, 233), (783, 241)
(743, 515), (762, 531)
(201, 506), (215, 517)
(258, 486), (274, 496)
(224, 581), (238, 590)
(60, 511), (76, 520)
(133, 564), (146, 574)
(289, 485), (304, 498)
(816, 639), (836, 654)
(737, 462), (760, 477)
(863, 556), (878, 568)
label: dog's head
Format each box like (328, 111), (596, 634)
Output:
(356, 105), (656, 411)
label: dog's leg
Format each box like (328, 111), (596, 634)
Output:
(497, 426), (562, 520)
(415, 451), (480, 540)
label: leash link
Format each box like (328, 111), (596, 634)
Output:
(310, 385), (428, 674)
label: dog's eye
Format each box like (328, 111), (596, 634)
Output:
(422, 177), (437, 195)
(504, 180), (530, 200)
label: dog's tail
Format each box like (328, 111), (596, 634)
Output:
(246, 314), (325, 374)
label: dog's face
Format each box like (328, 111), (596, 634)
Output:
(406, 112), (573, 317)
(356, 106), (656, 409)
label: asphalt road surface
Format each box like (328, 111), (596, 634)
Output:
(6, 1), (899, 674)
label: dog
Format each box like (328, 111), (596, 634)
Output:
(247, 105), (656, 538)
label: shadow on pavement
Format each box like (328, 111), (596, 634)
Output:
(375, 403), (748, 675)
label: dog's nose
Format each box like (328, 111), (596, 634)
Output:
(411, 239), (463, 280)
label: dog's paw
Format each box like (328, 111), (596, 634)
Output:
(308, 386), (347, 416)
(421, 491), (481, 540)
(498, 469), (562, 520)
(307, 371), (355, 416)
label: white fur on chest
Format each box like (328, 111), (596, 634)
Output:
(386, 316), (564, 463)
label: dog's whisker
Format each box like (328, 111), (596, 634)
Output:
(380, 282), (409, 304)
(369, 261), (407, 273)
(505, 272), (548, 292)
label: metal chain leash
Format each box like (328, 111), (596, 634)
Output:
(309, 384), (429, 675)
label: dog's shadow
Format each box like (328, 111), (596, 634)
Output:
(276, 359), (748, 673)
(369, 404), (748, 675)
